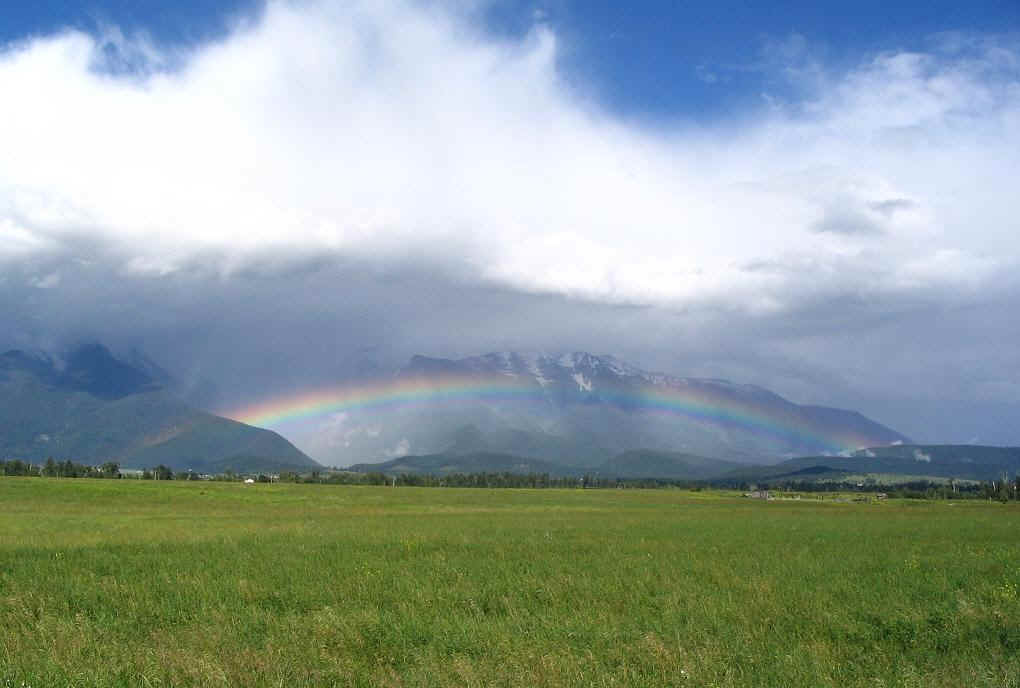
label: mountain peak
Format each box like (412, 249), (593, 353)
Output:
(2, 343), (163, 401)
(61, 343), (160, 400)
(0, 343), (318, 472)
(0, 349), (57, 379)
(383, 350), (909, 464)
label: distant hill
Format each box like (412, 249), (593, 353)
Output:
(0, 345), (318, 474)
(348, 451), (571, 476)
(345, 443), (1020, 484)
(359, 443), (1019, 483)
(351, 447), (739, 481)
(598, 449), (742, 480)
(719, 445), (1020, 483)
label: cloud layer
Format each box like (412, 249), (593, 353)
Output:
(1, 1), (1018, 453)
(3, 3), (1017, 304)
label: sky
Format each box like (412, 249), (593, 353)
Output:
(1, 0), (1019, 457)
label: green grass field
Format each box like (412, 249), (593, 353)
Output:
(2, 479), (1019, 687)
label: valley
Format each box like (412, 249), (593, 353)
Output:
(2, 478), (1019, 687)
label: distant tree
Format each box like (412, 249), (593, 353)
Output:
(99, 461), (120, 478)
(1, 459), (35, 476)
(153, 465), (173, 481)
(43, 457), (57, 477)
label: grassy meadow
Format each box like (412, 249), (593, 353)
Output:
(2, 478), (1019, 687)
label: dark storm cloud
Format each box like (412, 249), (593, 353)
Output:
(4, 241), (1019, 451)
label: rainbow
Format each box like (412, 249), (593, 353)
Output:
(223, 372), (886, 453)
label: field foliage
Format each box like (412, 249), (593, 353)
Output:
(2, 479), (1019, 686)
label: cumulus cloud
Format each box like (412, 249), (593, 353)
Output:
(0, 1), (1015, 310)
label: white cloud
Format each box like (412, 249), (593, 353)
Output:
(0, 218), (55, 257)
(29, 272), (61, 289)
(0, 1), (1016, 314)
(318, 411), (349, 447)
(384, 438), (411, 458)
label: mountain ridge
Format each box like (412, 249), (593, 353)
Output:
(347, 446), (741, 480)
(719, 444), (1020, 483)
(346, 443), (1020, 483)
(340, 350), (910, 466)
(0, 344), (319, 473)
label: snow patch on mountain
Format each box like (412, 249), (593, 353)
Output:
(524, 355), (551, 387)
(572, 372), (593, 392)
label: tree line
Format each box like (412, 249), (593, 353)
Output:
(712, 476), (1020, 501)
(278, 470), (708, 489)
(1, 458), (121, 478)
(4, 458), (1020, 499)
(0, 459), (181, 480)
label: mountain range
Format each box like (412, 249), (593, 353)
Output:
(349, 448), (742, 480)
(4, 344), (1013, 483)
(0, 345), (318, 473)
(720, 444), (1020, 484)
(330, 351), (909, 468)
(349, 444), (1020, 483)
